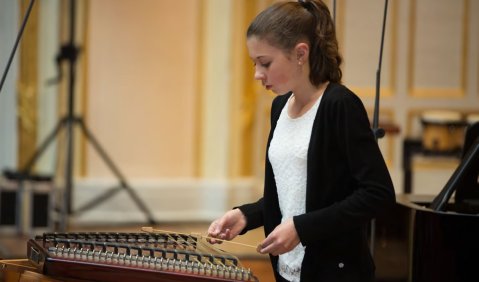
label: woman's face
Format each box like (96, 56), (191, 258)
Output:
(247, 36), (303, 95)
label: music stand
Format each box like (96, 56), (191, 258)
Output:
(19, 0), (156, 231)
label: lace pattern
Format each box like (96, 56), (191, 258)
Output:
(278, 243), (305, 282)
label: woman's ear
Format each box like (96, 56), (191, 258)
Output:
(295, 42), (310, 65)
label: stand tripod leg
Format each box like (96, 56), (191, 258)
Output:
(22, 117), (66, 173)
(76, 118), (156, 224)
(74, 185), (122, 214)
(61, 114), (75, 231)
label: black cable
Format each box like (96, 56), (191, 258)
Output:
(0, 0), (35, 94)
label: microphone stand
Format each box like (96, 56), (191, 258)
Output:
(372, 0), (388, 142)
(369, 0), (389, 256)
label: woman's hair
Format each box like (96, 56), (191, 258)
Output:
(247, 0), (342, 86)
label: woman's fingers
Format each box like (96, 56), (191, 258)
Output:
(207, 209), (247, 244)
(257, 219), (300, 256)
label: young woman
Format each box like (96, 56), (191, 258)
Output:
(208, 1), (395, 281)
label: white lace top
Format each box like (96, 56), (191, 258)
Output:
(268, 94), (322, 282)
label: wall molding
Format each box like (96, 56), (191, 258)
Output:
(408, 0), (469, 98)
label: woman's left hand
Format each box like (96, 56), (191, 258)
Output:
(257, 218), (300, 256)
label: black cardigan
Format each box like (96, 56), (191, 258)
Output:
(238, 83), (395, 282)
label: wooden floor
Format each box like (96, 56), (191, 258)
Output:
(0, 222), (275, 282)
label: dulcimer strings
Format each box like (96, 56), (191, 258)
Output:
(141, 226), (259, 250)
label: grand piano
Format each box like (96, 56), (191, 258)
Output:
(375, 122), (479, 282)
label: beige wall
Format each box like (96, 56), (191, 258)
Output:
(86, 0), (200, 178)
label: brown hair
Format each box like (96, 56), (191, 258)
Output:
(247, 0), (342, 86)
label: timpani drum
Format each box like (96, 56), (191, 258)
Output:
(467, 113), (479, 126)
(420, 110), (467, 152)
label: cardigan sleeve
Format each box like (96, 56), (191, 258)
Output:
(293, 88), (396, 245)
(236, 198), (264, 234)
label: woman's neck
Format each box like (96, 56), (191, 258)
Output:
(293, 81), (329, 106)
(289, 81), (329, 118)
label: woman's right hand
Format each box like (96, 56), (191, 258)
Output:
(207, 208), (247, 244)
